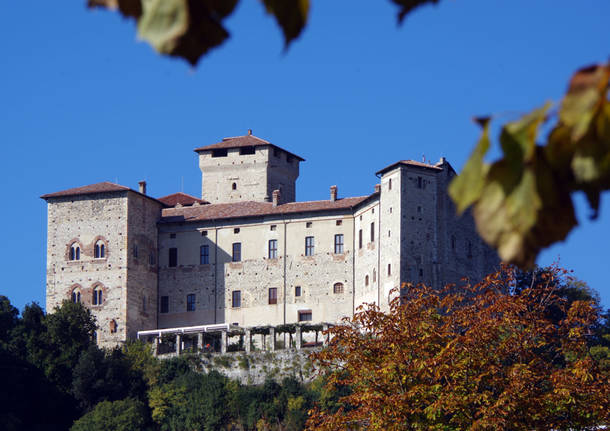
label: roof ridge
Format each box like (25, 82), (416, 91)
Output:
(222, 134), (271, 144)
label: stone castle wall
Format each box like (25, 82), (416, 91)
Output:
(45, 192), (130, 347)
(158, 211), (358, 329)
(198, 147), (299, 204)
(125, 193), (162, 337)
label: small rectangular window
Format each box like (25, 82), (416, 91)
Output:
(212, 148), (228, 157)
(268, 239), (278, 259)
(200, 245), (209, 264)
(234, 228), (240, 234)
(295, 286), (301, 297)
(132, 244), (138, 258)
(232, 243), (241, 262)
(232, 290), (241, 308)
(270, 224), (277, 231)
(169, 248), (178, 267)
(274, 148), (280, 158)
(336, 220), (342, 226)
(370, 222), (375, 242)
(417, 176), (423, 189)
(417, 206), (422, 213)
(201, 230), (208, 237)
(239, 146), (255, 155)
(388, 263), (392, 276)
(334, 234), (344, 254)
(187, 294), (196, 311)
(170, 233), (176, 239)
(305, 236), (315, 256)
(149, 253), (155, 265)
(268, 287), (278, 305)
(298, 310), (312, 322)
(389, 178), (392, 190)
(306, 222), (312, 228)
(160, 296), (169, 314)
(333, 283), (344, 294)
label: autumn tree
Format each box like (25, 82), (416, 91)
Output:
(307, 265), (609, 431)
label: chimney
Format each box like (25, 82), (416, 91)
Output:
(438, 156), (446, 165)
(272, 189), (280, 207)
(138, 181), (147, 195)
(330, 185), (338, 202)
(247, 129), (253, 136)
(374, 184), (381, 193)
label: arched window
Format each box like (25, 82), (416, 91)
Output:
(373, 269), (377, 283)
(71, 288), (81, 303)
(69, 243), (80, 261)
(365, 275), (369, 286)
(333, 282), (344, 294)
(109, 319), (117, 334)
(92, 286), (103, 305)
(94, 241), (105, 258)
(232, 182), (237, 190)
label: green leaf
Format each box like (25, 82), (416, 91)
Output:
(90, 0), (238, 66)
(140, 0), (239, 65)
(137, 0), (189, 55)
(473, 161), (542, 266)
(500, 102), (551, 164)
(262, 0), (310, 48)
(391, 0), (442, 23)
(449, 117), (491, 215)
(560, 64), (610, 141)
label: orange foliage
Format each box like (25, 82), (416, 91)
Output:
(307, 266), (609, 430)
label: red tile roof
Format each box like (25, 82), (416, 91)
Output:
(158, 192), (208, 207)
(194, 132), (305, 161)
(375, 160), (444, 176)
(41, 182), (131, 199)
(160, 196), (371, 223)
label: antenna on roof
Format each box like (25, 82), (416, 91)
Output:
(422, 154), (425, 163)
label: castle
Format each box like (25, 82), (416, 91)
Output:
(42, 131), (498, 347)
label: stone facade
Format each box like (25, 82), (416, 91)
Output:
(43, 132), (499, 347)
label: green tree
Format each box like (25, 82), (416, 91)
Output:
(0, 347), (75, 431)
(39, 300), (97, 392)
(0, 295), (18, 346)
(71, 345), (147, 411)
(149, 368), (230, 431)
(70, 398), (149, 431)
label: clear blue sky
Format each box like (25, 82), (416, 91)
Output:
(1, 0), (608, 311)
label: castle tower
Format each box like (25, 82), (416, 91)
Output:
(194, 130), (304, 204)
(41, 182), (162, 347)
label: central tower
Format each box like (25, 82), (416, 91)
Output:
(194, 130), (304, 204)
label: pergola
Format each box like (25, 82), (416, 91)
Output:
(137, 322), (333, 356)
